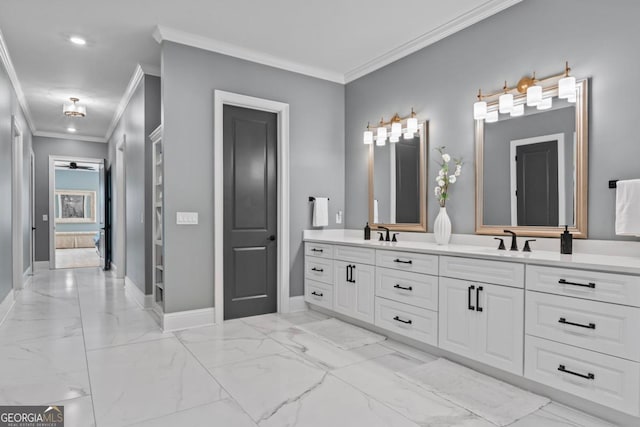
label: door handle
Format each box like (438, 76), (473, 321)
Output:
(558, 278), (596, 289)
(268, 235), (276, 241)
(558, 317), (596, 330)
(476, 286), (483, 312)
(557, 364), (595, 380)
(393, 316), (412, 325)
(468, 285), (475, 310)
(346, 265), (351, 283)
(348, 265), (356, 283)
(32, 227), (36, 231)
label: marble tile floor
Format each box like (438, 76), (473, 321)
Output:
(56, 248), (101, 269)
(0, 267), (614, 426)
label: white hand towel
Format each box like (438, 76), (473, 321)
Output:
(312, 197), (329, 227)
(616, 179), (640, 236)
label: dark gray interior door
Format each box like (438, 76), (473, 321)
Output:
(223, 105), (277, 320)
(395, 138), (420, 223)
(516, 140), (558, 226)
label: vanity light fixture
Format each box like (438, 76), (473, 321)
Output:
(363, 108), (418, 145)
(473, 61), (577, 121)
(63, 97), (87, 118)
(510, 104), (525, 117)
(485, 110), (499, 123)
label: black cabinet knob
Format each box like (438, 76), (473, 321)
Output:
(268, 235), (276, 241)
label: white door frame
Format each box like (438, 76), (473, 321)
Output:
(509, 133), (565, 226)
(48, 155), (105, 269)
(11, 117), (23, 289)
(29, 149), (35, 275)
(115, 136), (126, 279)
(213, 90), (290, 324)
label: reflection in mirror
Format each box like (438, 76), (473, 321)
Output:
(476, 79), (588, 238)
(369, 122), (427, 232)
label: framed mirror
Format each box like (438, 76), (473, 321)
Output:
(475, 79), (588, 238)
(369, 121), (428, 232)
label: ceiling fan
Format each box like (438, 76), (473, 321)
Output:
(55, 161), (96, 171)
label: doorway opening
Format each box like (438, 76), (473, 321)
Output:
(214, 91), (290, 324)
(49, 156), (105, 269)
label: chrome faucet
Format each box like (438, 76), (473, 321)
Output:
(378, 226), (390, 242)
(503, 230), (518, 251)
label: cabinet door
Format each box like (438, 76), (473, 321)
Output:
(438, 277), (477, 358)
(475, 283), (524, 375)
(333, 261), (375, 323)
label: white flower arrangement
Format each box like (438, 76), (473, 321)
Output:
(434, 146), (463, 208)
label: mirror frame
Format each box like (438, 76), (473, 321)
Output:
(475, 79), (588, 238)
(368, 121), (428, 232)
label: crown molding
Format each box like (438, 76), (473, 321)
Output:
(0, 28), (37, 134)
(344, 0), (523, 83)
(34, 131), (107, 144)
(153, 25), (345, 84)
(104, 64), (145, 142)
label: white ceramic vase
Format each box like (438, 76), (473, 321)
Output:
(434, 206), (452, 245)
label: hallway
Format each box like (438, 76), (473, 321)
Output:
(0, 268), (611, 427)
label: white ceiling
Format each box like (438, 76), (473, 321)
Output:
(0, 0), (520, 142)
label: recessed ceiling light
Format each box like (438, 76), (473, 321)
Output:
(67, 127), (77, 133)
(69, 36), (86, 46)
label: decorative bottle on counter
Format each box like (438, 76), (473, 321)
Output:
(364, 222), (371, 240)
(434, 207), (452, 245)
(560, 225), (573, 254)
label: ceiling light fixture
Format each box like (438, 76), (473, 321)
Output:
(473, 62), (577, 122)
(69, 36), (86, 45)
(63, 97), (87, 118)
(364, 108), (418, 145)
(67, 127), (77, 132)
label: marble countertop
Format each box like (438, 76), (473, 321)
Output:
(303, 230), (640, 276)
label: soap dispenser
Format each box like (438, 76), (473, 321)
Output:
(560, 226), (573, 254)
(364, 222), (371, 240)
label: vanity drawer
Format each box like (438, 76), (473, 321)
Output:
(305, 280), (333, 310)
(375, 267), (438, 311)
(375, 297), (438, 346)
(304, 256), (334, 285)
(376, 250), (438, 275)
(526, 265), (640, 307)
(440, 256), (524, 288)
(525, 335), (640, 415)
(526, 291), (640, 361)
(334, 245), (375, 265)
(304, 242), (334, 259)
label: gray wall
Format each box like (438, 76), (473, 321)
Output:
(345, 0), (640, 240)
(54, 169), (101, 233)
(33, 136), (107, 262)
(162, 41), (345, 313)
(483, 106), (575, 226)
(1, 56), (33, 303)
(107, 74), (161, 294)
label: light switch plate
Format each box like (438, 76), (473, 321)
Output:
(42, 214), (48, 222)
(336, 210), (343, 224)
(177, 212), (198, 225)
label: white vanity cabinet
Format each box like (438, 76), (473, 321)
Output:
(524, 265), (640, 415)
(438, 276), (524, 375)
(332, 245), (376, 323)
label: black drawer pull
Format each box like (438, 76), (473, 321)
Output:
(476, 286), (483, 312)
(311, 291), (323, 297)
(468, 285), (475, 311)
(558, 364), (595, 380)
(311, 248), (324, 253)
(393, 316), (412, 325)
(311, 267), (324, 272)
(394, 258), (413, 264)
(558, 279), (596, 289)
(559, 317), (596, 329)
(393, 284), (413, 291)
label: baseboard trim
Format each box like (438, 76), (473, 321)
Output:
(34, 261), (49, 272)
(0, 290), (15, 326)
(162, 308), (215, 332)
(124, 276), (153, 309)
(289, 296), (308, 313)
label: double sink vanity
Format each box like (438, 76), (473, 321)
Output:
(303, 230), (640, 417)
